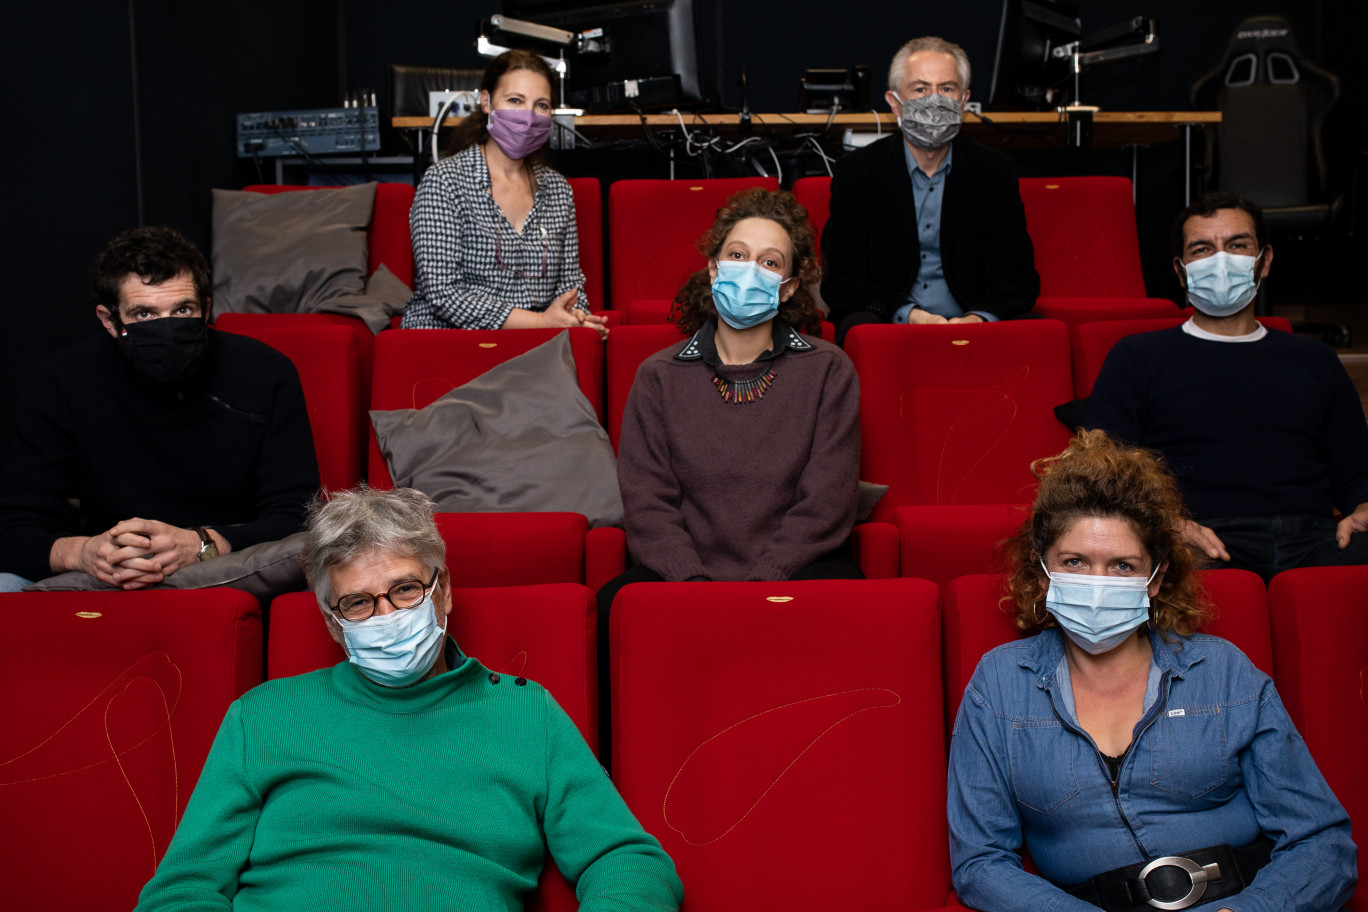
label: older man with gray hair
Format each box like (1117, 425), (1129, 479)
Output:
(822, 35), (1040, 342)
(134, 486), (683, 911)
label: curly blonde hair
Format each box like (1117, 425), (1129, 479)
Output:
(670, 187), (824, 335)
(1005, 430), (1209, 636)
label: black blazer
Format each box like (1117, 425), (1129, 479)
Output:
(821, 134), (1040, 324)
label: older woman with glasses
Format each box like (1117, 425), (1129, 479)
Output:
(401, 50), (607, 338)
(134, 486), (681, 911)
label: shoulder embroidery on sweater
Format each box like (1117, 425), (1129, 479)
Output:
(783, 325), (813, 351)
(676, 330), (705, 360)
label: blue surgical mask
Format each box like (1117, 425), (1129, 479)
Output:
(339, 584), (447, 687)
(711, 260), (785, 330)
(1040, 560), (1161, 655)
(1183, 251), (1263, 318)
(893, 92), (962, 151)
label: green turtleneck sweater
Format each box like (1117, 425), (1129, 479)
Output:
(134, 641), (682, 911)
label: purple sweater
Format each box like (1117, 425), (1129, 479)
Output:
(617, 321), (860, 581)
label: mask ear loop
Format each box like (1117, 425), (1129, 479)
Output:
(1252, 246), (1268, 298)
(1143, 558), (1167, 628)
(1034, 557), (1050, 624)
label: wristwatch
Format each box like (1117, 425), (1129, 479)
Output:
(193, 527), (219, 561)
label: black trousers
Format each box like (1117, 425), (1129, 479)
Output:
(1200, 514), (1368, 584)
(834, 308), (1043, 346)
(594, 547), (864, 770)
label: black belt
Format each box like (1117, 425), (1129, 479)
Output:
(1064, 838), (1273, 911)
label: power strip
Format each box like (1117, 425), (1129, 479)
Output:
(237, 106), (380, 158)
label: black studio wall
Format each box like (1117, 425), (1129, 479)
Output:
(5, 0), (1361, 460)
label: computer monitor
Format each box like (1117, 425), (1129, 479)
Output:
(986, 0), (1082, 109)
(501, 0), (706, 113)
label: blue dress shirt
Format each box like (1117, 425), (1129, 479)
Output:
(893, 144), (997, 323)
(947, 626), (1356, 912)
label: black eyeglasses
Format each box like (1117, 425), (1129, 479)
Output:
(330, 569), (440, 622)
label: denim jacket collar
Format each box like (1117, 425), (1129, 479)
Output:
(1019, 625), (1206, 693)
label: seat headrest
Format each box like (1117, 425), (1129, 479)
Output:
(1227, 15), (1302, 55)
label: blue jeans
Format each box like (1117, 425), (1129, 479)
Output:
(1201, 514), (1368, 583)
(0, 572), (33, 592)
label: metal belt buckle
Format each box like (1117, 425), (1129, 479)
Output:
(1139, 855), (1222, 910)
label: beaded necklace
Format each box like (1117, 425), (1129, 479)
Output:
(712, 367), (776, 404)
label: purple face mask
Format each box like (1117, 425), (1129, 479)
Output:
(486, 108), (553, 160)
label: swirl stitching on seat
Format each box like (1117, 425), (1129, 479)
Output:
(661, 687), (901, 846)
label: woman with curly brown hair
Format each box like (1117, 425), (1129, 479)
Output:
(947, 430), (1356, 912)
(594, 189), (861, 706)
(608, 187), (859, 589)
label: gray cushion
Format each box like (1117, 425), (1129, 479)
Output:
(212, 183), (375, 315)
(24, 532), (307, 604)
(370, 331), (623, 528)
(314, 263), (410, 333)
(857, 481), (890, 523)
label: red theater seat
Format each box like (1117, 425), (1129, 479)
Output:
(846, 321), (1074, 519)
(243, 182), (416, 286)
(852, 520), (900, 579)
(1269, 565), (1368, 912)
(1033, 295), (1178, 328)
(436, 510), (623, 592)
(213, 321), (367, 491)
(367, 327), (605, 487)
(624, 299), (679, 326)
(610, 579), (951, 911)
(608, 177), (779, 308)
(213, 310), (374, 396)
(1019, 177), (1145, 298)
(942, 569), (1273, 736)
(0, 589), (262, 912)
(567, 177), (605, 311)
(894, 504), (1029, 587)
(791, 175), (832, 252)
(606, 324), (691, 451)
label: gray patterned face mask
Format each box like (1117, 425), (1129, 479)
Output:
(894, 92), (962, 151)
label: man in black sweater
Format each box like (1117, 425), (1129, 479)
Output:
(0, 227), (319, 591)
(821, 36), (1039, 343)
(1088, 193), (1368, 581)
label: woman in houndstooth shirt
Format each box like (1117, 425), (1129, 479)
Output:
(402, 51), (608, 337)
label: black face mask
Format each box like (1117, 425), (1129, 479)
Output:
(117, 317), (209, 386)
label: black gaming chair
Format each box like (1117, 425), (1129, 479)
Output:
(1192, 14), (1340, 232)
(1190, 15), (1348, 342)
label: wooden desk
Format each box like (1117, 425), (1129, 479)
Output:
(392, 111), (1220, 199)
(394, 110), (1216, 146)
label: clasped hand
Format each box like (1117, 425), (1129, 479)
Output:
(907, 308), (985, 325)
(78, 519), (205, 590)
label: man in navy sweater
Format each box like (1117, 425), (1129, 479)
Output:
(0, 227), (319, 591)
(1088, 192), (1368, 581)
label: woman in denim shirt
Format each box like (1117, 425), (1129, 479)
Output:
(947, 430), (1356, 912)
